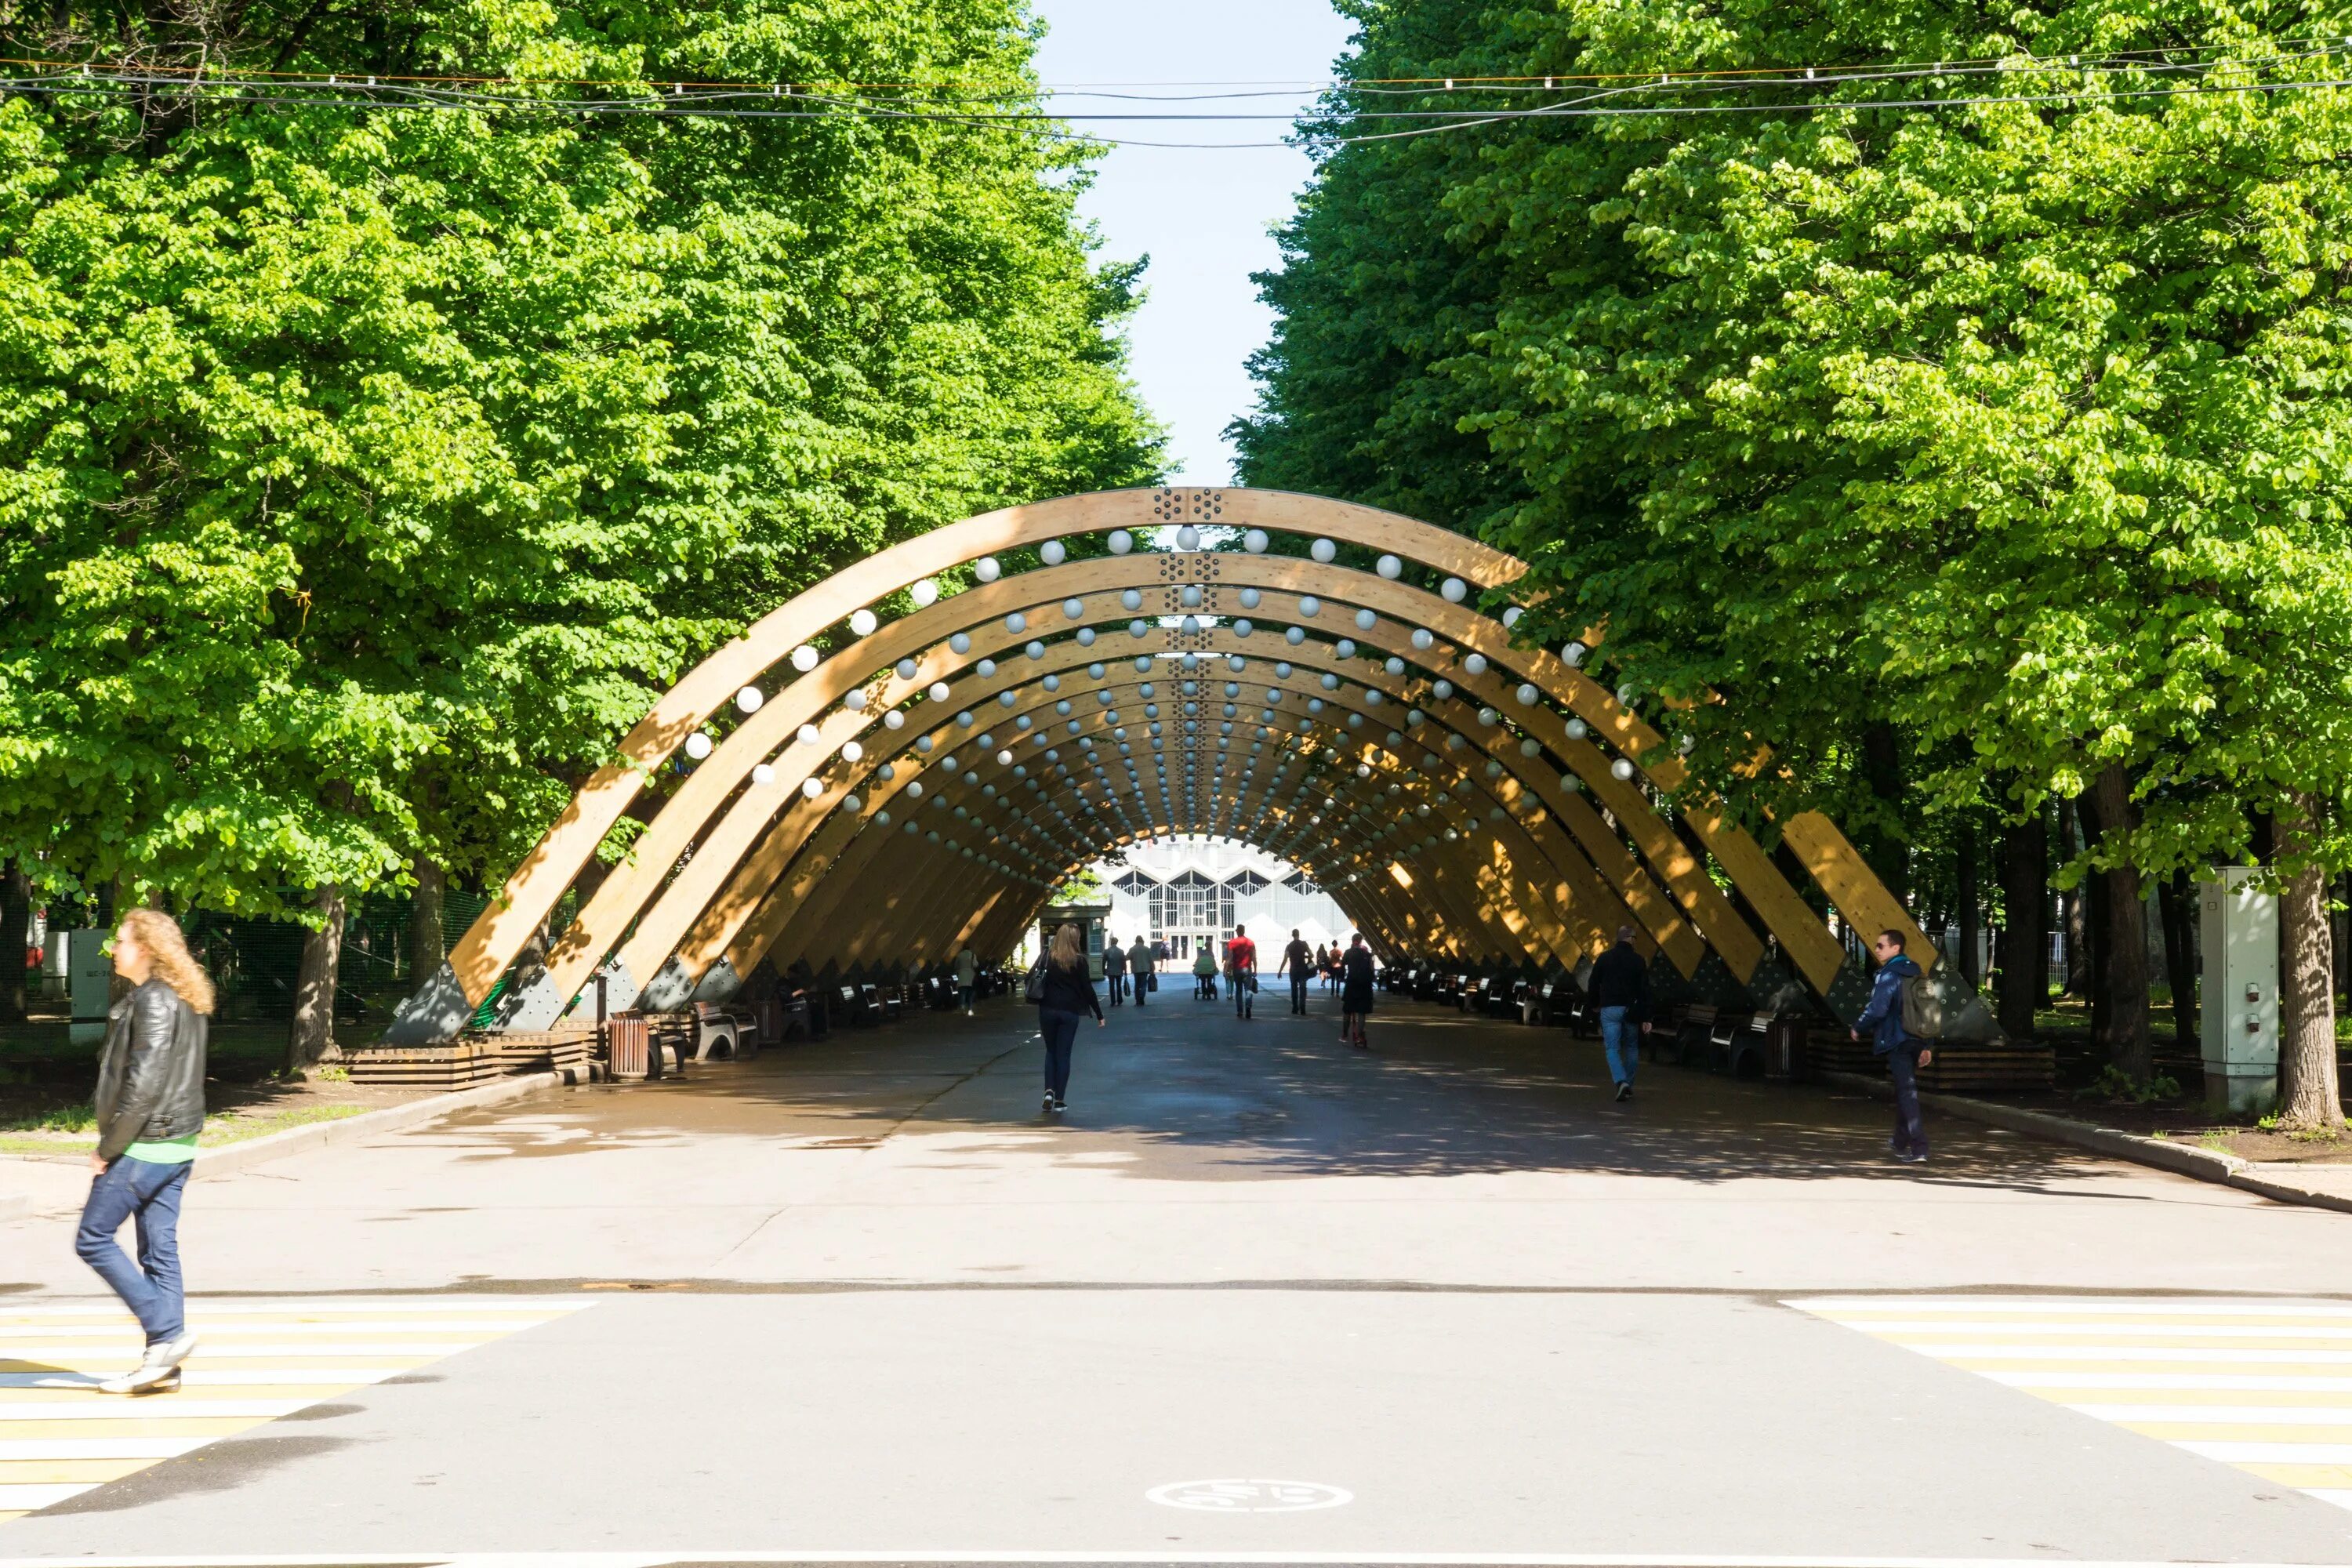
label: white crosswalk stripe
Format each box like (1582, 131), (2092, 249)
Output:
(0, 1296), (590, 1524)
(1795, 1295), (2352, 1513)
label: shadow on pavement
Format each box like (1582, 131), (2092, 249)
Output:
(407, 999), (2129, 1192)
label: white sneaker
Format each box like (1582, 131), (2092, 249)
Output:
(100, 1332), (196, 1395)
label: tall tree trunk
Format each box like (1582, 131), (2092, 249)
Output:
(2158, 870), (2197, 1048)
(1860, 720), (1910, 902)
(2334, 871), (2351, 1004)
(287, 883), (347, 1073)
(2058, 799), (2087, 996)
(0, 860), (27, 1023)
(1997, 812), (2048, 1038)
(1956, 813), (1980, 984)
(2089, 764), (2152, 1081)
(2277, 793), (2344, 1129)
(408, 855), (445, 980)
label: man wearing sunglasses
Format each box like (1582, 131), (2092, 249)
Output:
(1851, 929), (1935, 1164)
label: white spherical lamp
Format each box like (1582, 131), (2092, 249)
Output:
(683, 731), (713, 760)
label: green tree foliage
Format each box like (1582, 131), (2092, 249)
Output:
(1243, 0), (2352, 1106)
(0, 1), (1162, 929)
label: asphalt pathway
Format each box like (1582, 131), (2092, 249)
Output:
(2, 986), (2350, 1563)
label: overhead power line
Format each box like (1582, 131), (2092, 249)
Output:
(3, 45), (2350, 150)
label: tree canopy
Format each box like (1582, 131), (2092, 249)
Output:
(1238, 0), (2352, 1104)
(0, 0), (1163, 928)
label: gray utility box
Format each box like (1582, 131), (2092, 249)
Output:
(67, 927), (114, 1047)
(2198, 869), (2278, 1112)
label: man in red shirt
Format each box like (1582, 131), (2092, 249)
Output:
(1225, 924), (1258, 1021)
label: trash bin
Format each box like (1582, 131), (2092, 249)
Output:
(606, 1014), (653, 1079)
(1763, 1014), (1807, 1082)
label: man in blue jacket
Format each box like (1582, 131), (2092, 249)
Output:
(1851, 929), (1935, 1163)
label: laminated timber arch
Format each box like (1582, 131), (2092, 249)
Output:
(382, 487), (1997, 1045)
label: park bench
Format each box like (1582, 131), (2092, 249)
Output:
(1478, 976), (1517, 1018)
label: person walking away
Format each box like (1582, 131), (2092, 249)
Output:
(78, 909), (212, 1394)
(1228, 924), (1258, 1020)
(1127, 935), (1153, 1007)
(1852, 928), (1934, 1163)
(1279, 930), (1313, 1014)
(1034, 923), (1104, 1113)
(1102, 932), (1127, 1007)
(953, 945), (979, 1014)
(1192, 942), (1218, 1000)
(1589, 925), (1653, 1102)
(1339, 933), (1376, 1048)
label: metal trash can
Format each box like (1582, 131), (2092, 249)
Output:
(606, 1014), (653, 1079)
(1762, 1015), (1807, 1082)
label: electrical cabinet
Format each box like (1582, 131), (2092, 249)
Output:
(67, 927), (113, 1047)
(2198, 869), (2278, 1112)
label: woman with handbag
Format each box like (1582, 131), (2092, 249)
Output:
(1029, 924), (1102, 1113)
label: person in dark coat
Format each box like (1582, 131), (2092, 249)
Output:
(1034, 923), (1103, 1113)
(1588, 925), (1653, 1102)
(1103, 932), (1128, 1007)
(1339, 932), (1376, 1048)
(1852, 929), (1933, 1163)
(78, 909), (212, 1394)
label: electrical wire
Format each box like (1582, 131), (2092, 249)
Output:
(2, 48), (2348, 151)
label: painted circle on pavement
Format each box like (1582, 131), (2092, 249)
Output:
(1146, 1479), (1353, 1513)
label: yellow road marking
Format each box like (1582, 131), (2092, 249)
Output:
(0, 1297), (588, 1526)
(1794, 1294), (2352, 1515)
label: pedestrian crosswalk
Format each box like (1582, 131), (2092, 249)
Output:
(1794, 1294), (2352, 1513)
(0, 1296), (589, 1523)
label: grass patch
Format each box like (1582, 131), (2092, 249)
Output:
(0, 1102), (372, 1158)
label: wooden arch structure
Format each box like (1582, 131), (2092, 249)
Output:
(383, 487), (1994, 1044)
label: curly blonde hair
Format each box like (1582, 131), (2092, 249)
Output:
(118, 909), (216, 1015)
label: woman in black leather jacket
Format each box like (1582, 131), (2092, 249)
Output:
(78, 909), (212, 1394)
(1034, 923), (1103, 1114)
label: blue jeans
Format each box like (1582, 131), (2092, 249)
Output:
(1039, 1007), (1082, 1098)
(1886, 1047), (1929, 1157)
(1599, 1005), (1639, 1087)
(76, 1155), (191, 1344)
(957, 985), (974, 1011)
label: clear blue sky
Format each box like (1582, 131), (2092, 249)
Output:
(1030, 0), (1356, 485)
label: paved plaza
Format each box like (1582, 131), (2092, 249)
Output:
(4, 993), (2352, 1563)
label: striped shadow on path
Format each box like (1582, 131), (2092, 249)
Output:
(0, 1297), (591, 1523)
(1793, 1294), (2352, 1515)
